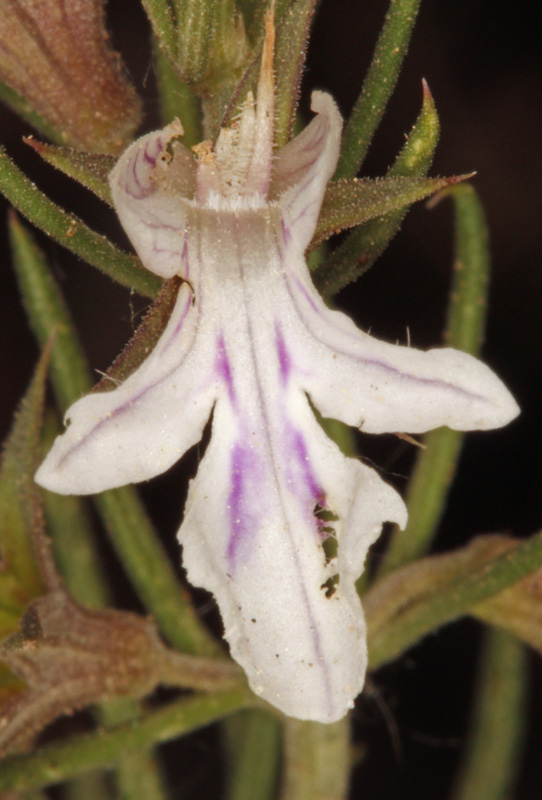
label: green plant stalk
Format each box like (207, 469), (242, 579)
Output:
(377, 183), (490, 576)
(0, 689), (252, 793)
(225, 710), (282, 800)
(9, 216), (219, 656)
(280, 717), (350, 800)
(335, 0), (422, 179)
(450, 629), (527, 800)
(368, 532), (542, 669)
(0, 146), (160, 298)
(314, 83), (439, 299)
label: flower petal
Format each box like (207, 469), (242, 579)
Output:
(179, 389), (406, 722)
(109, 122), (196, 280)
(272, 92), (342, 251)
(35, 283), (216, 495)
(278, 253), (519, 434)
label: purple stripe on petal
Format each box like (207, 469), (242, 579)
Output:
(181, 237), (190, 278)
(161, 289), (192, 354)
(275, 322), (291, 385)
(285, 266), (490, 405)
(227, 443), (261, 569)
(281, 217), (291, 246)
(215, 333), (236, 404)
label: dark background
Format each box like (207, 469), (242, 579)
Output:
(1, 0), (541, 797)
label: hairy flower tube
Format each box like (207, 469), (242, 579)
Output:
(36, 29), (519, 722)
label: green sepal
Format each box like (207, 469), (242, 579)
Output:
(312, 174), (470, 250)
(24, 138), (115, 206)
(0, 146), (160, 298)
(314, 81), (440, 298)
(141, 0), (179, 62)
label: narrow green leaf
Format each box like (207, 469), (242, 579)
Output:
(0, 689), (252, 793)
(274, 0), (317, 148)
(312, 174), (470, 249)
(314, 82), (440, 298)
(153, 45), (203, 146)
(0, 347), (49, 621)
(0, 146), (160, 298)
(281, 717), (350, 800)
(365, 532), (542, 670)
(377, 183), (490, 576)
(24, 139), (115, 206)
(225, 710), (281, 800)
(335, 0), (422, 179)
(450, 629), (527, 800)
(9, 214), (92, 410)
(0, 81), (63, 145)
(141, 0), (178, 61)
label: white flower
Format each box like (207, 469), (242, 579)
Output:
(35, 26), (519, 722)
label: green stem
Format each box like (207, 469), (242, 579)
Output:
(280, 718), (350, 800)
(378, 183), (490, 576)
(0, 146), (160, 298)
(335, 0), (422, 179)
(450, 629), (527, 800)
(368, 532), (542, 670)
(225, 710), (282, 800)
(0, 689), (252, 793)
